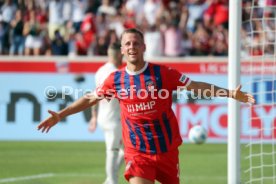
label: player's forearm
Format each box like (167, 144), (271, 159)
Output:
(212, 84), (234, 98)
(187, 81), (234, 98)
(59, 95), (99, 119)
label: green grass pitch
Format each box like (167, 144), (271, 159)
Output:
(0, 142), (274, 184)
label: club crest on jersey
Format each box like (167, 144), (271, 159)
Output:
(146, 81), (156, 92)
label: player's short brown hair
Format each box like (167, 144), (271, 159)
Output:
(120, 28), (144, 41)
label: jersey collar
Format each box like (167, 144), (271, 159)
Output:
(125, 62), (148, 75)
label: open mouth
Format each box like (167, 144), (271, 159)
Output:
(128, 51), (138, 56)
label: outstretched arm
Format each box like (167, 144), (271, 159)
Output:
(186, 81), (255, 104)
(37, 94), (100, 133)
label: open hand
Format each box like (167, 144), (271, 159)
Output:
(232, 85), (256, 104)
(37, 110), (60, 133)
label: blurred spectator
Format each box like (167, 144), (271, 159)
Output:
(242, 0), (251, 32)
(1, 0), (16, 23)
(75, 32), (88, 55)
(23, 10), (43, 55)
(124, 0), (144, 25)
(64, 21), (77, 57)
(108, 13), (124, 38)
(108, 29), (119, 45)
(212, 39), (228, 56)
(181, 32), (192, 56)
(96, 13), (109, 37)
(264, 11), (275, 56)
(163, 20), (183, 57)
(97, 0), (117, 16)
(0, 0), (273, 57)
(0, 0), (17, 54)
(267, 0), (276, 5)
(9, 9), (25, 55)
(72, 0), (86, 33)
(36, 6), (48, 25)
(203, 0), (229, 29)
(191, 20), (211, 56)
(144, 24), (163, 58)
(123, 12), (137, 29)
(22, 0), (35, 22)
(94, 34), (109, 56)
(143, 0), (162, 26)
(80, 12), (97, 54)
(0, 15), (5, 54)
(251, 33), (263, 56)
(48, 0), (66, 40)
(35, 0), (47, 11)
(86, 0), (101, 15)
(62, 1), (73, 23)
(51, 29), (68, 55)
(93, 29), (118, 55)
(210, 25), (228, 56)
(186, 0), (210, 33)
(42, 32), (52, 55)
(179, 5), (189, 30)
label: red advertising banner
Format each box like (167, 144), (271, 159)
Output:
(0, 60), (275, 75)
(177, 104), (276, 141)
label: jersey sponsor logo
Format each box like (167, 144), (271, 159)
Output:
(126, 101), (156, 113)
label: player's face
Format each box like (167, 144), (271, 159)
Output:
(121, 33), (146, 65)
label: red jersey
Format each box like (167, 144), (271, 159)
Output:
(95, 62), (191, 154)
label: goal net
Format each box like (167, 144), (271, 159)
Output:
(241, 1), (276, 183)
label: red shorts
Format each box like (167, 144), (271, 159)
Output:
(124, 148), (180, 184)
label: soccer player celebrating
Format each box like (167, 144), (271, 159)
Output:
(38, 28), (255, 184)
(88, 43), (124, 184)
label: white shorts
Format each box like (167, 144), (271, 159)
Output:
(103, 124), (122, 151)
(25, 35), (43, 49)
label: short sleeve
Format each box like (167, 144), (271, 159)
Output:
(163, 66), (191, 90)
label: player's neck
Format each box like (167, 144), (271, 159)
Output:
(126, 61), (146, 72)
(126, 61), (148, 75)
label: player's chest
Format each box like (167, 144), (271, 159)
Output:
(114, 74), (164, 100)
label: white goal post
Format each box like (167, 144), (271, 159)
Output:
(229, 0), (276, 184)
(228, 0), (241, 183)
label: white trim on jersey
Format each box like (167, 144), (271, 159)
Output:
(125, 62), (148, 75)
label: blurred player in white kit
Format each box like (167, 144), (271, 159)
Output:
(88, 43), (124, 184)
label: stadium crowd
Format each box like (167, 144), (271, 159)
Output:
(0, 0), (275, 57)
